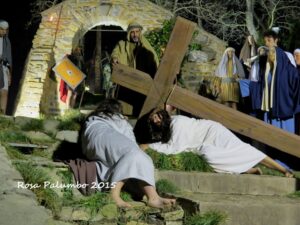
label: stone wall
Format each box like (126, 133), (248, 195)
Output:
(14, 0), (226, 118)
(14, 0), (173, 118)
(181, 28), (226, 93)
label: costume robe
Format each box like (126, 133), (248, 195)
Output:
(250, 47), (300, 133)
(81, 114), (155, 186)
(149, 115), (266, 174)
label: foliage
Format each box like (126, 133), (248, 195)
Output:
(75, 192), (111, 215)
(288, 191), (300, 198)
(14, 162), (62, 217)
(57, 169), (74, 205)
(57, 109), (85, 131)
(0, 116), (16, 130)
(145, 19), (175, 59)
(120, 192), (133, 202)
(0, 130), (30, 144)
(184, 211), (227, 225)
(156, 179), (179, 195)
(5, 145), (27, 160)
(21, 119), (44, 131)
(146, 149), (213, 172)
(257, 164), (285, 177)
(145, 19), (201, 60)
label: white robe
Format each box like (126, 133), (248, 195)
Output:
(149, 115), (266, 174)
(81, 114), (155, 186)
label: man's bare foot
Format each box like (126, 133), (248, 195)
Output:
(245, 167), (263, 175)
(255, 167), (263, 175)
(285, 171), (294, 178)
(147, 197), (176, 209)
(114, 198), (132, 208)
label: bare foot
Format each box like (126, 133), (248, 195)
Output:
(256, 167), (263, 175)
(115, 198), (132, 208)
(147, 197), (176, 209)
(285, 171), (294, 178)
(111, 194), (132, 208)
(245, 167), (263, 175)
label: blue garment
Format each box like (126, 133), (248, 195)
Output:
(250, 47), (300, 119)
(263, 112), (295, 133)
(239, 79), (250, 97)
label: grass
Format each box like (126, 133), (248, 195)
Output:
(0, 130), (30, 144)
(57, 109), (85, 131)
(156, 179), (179, 195)
(184, 211), (227, 225)
(146, 149), (214, 172)
(21, 119), (44, 131)
(0, 116), (16, 129)
(257, 164), (285, 177)
(5, 145), (27, 160)
(75, 192), (111, 215)
(288, 191), (300, 198)
(14, 162), (62, 217)
(57, 170), (74, 205)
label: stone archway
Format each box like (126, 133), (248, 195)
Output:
(14, 0), (173, 118)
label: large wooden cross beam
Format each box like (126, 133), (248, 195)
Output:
(112, 17), (300, 158)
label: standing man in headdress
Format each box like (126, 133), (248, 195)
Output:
(0, 20), (12, 114)
(111, 22), (159, 116)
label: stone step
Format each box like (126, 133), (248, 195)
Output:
(156, 170), (299, 196)
(174, 192), (300, 225)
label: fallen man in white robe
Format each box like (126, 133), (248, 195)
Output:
(136, 109), (293, 177)
(81, 99), (176, 208)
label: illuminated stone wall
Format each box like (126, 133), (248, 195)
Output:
(14, 0), (226, 118)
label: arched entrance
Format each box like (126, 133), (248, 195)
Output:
(14, 0), (172, 118)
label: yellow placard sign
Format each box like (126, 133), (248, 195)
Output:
(52, 56), (86, 90)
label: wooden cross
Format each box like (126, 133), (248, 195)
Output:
(112, 17), (300, 158)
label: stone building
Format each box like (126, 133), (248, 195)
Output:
(14, 0), (226, 118)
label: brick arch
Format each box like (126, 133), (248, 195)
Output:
(14, 0), (173, 118)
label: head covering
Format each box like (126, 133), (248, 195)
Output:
(215, 47), (245, 78)
(0, 20), (9, 29)
(294, 48), (300, 55)
(127, 22), (143, 32)
(239, 35), (257, 62)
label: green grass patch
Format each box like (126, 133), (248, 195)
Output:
(57, 109), (85, 131)
(57, 170), (74, 205)
(156, 179), (179, 195)
(146, 149), (213, 172)
(257, 164), (285, 177)
(31, 149), (52, 159)
(0, 116), (16, 129)
(0, 130), (30, 144)
(75, 192), (111, 215)
(184, 211), (227, 225)
(21, 119), (44, 131)
(120, 191), (133, 202)
(14, 162), (62, 217)
(288, 191), (300, 198)
(5, 145), (27, 160)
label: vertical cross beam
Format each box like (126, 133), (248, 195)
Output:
(138, 17), (196, 118)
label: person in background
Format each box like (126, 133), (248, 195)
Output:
(215, 47), (245, 109)
(0, 20), (12, 114)
(111, 22), (159, 116)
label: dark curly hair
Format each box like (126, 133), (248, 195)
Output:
(134, 108), (172, 144)
(87, 98), (123, 119)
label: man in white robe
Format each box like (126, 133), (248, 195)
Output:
(138, 109), (293, 177)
